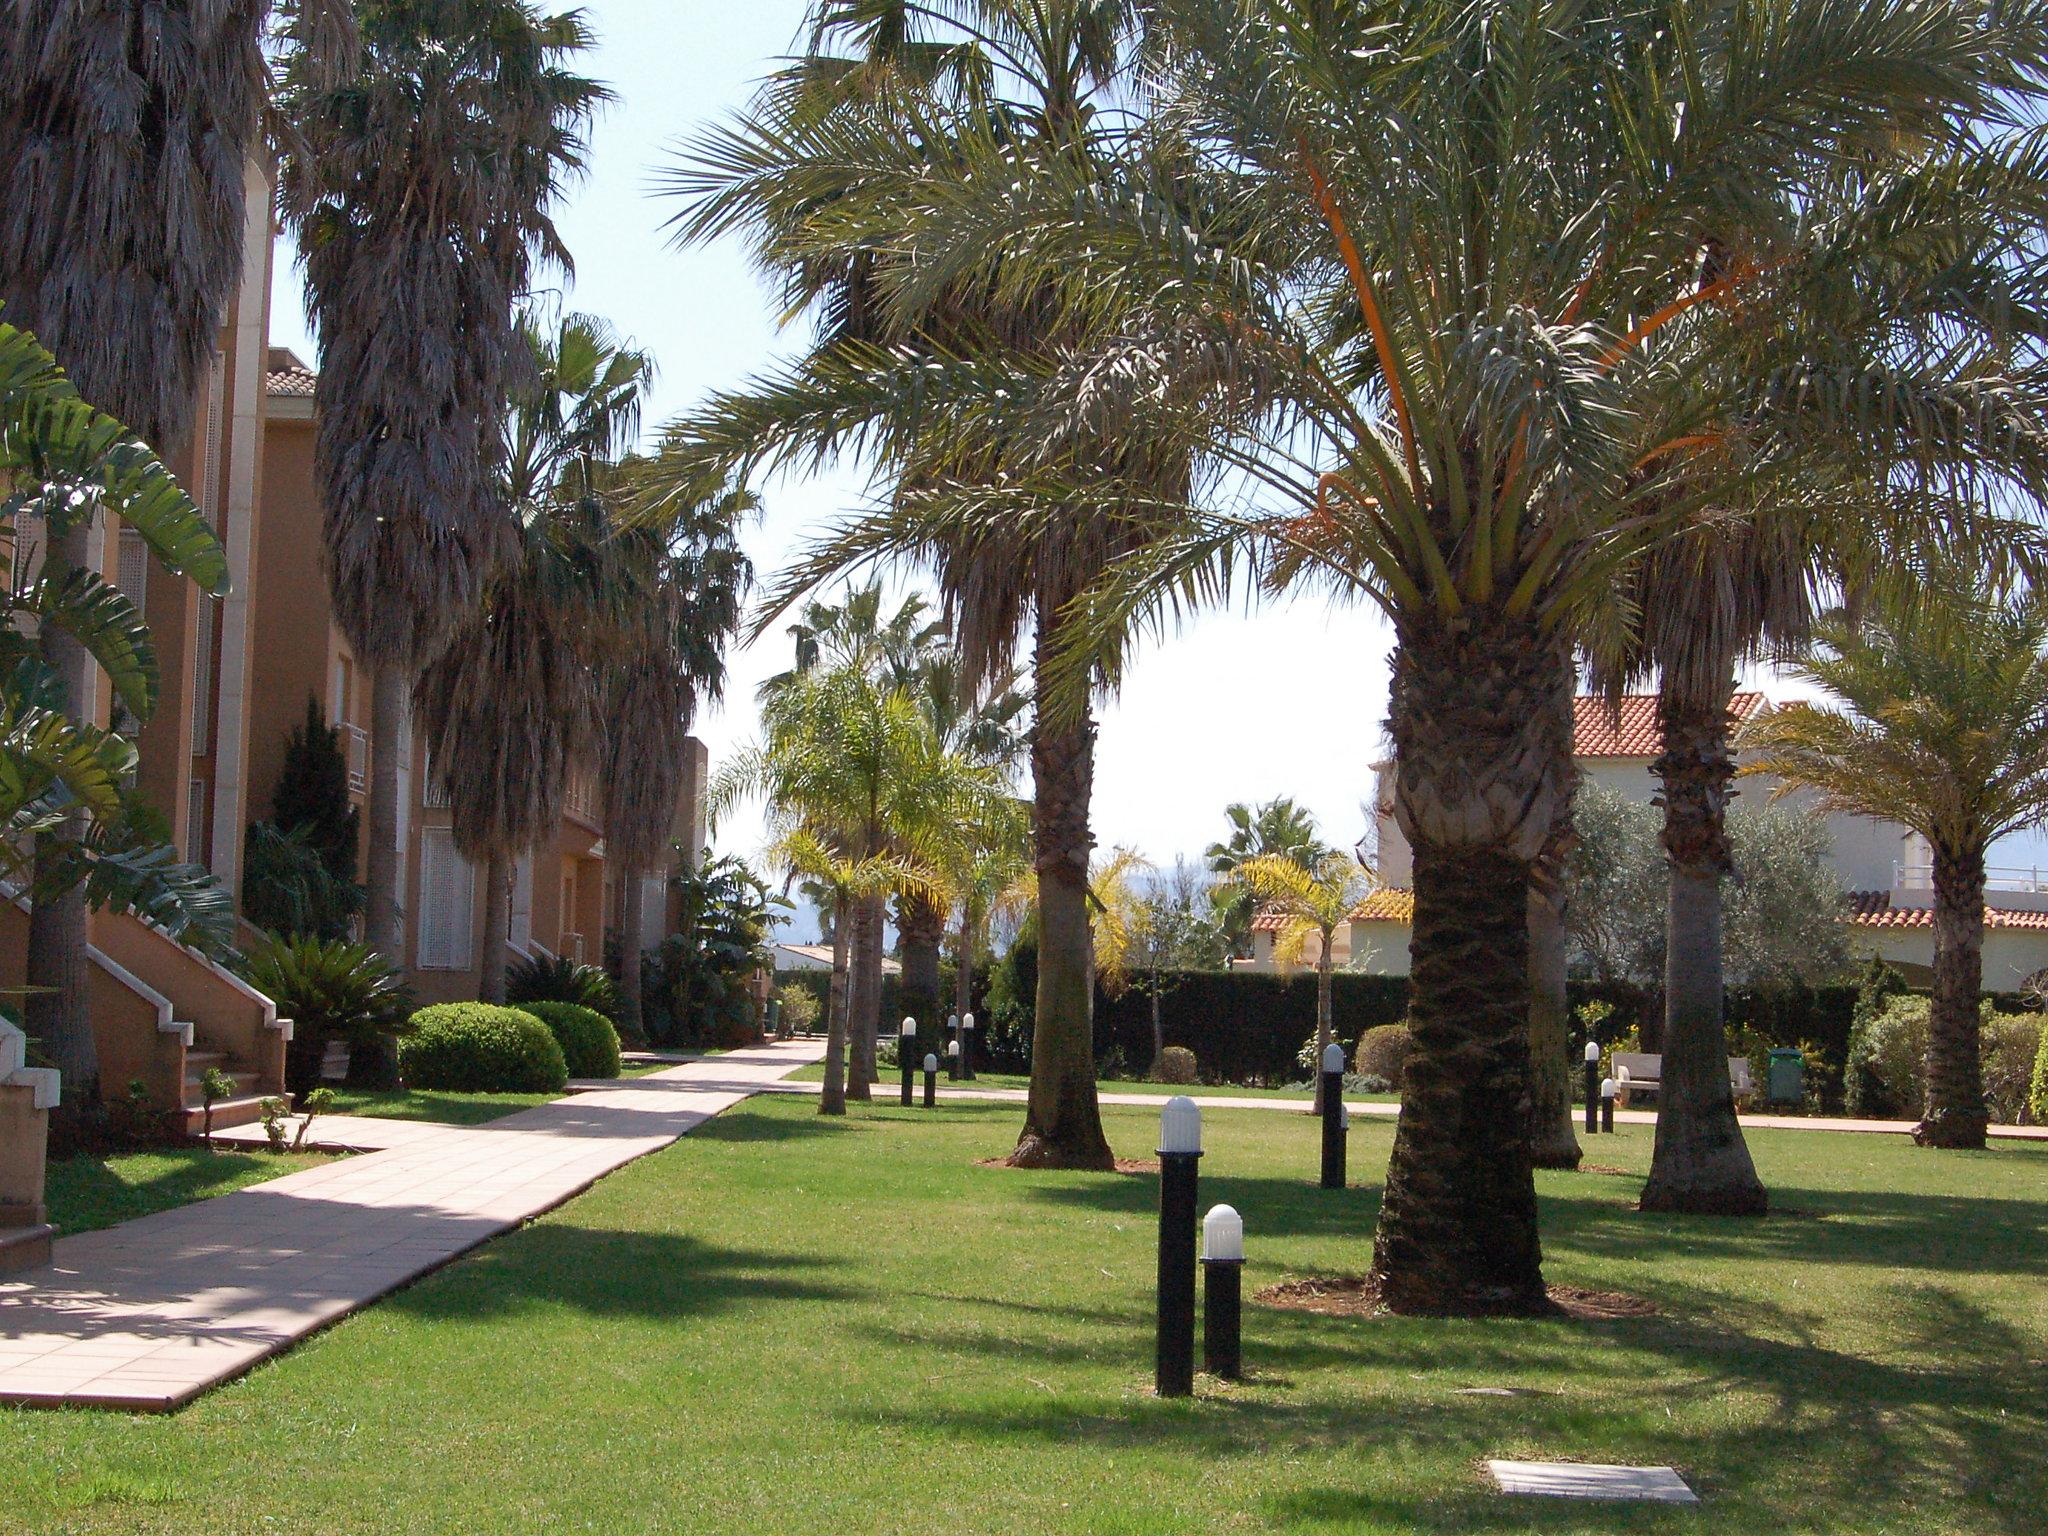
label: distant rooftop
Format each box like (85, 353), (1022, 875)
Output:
(265, 346), (315, 398)
(1573, 692), (1768, 759)
(1845, 892), (2048, 931)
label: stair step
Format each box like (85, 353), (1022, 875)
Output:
(183, 1069), (258, 1108)
(184, 1048), (229, 1067)
(180, 1094), (274, 1136)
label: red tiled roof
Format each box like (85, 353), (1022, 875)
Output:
(1572, 693), (1768, 758)
(1251, 889), (1416, 932)
(1844, 891), (2048, 930)
(266, 365), (315, 398)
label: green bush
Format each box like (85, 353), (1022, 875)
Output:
(398, 1004), (567, 1094)
(1353, 1023), (1412, 1086)
(1983, 1011), (2044, 1125)
(1154, 1046), (1199, 1084)
(514, 1000), (621, 1080)
(2032, 1025), (2048, 1125)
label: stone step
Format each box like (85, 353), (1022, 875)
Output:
(180, 1093), (273, 1136)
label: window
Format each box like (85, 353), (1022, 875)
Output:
(116, 526), (149, 611)
(186, 779), (208, 866)
(416, 828), (475, 971)
(190, 597), (215, 748)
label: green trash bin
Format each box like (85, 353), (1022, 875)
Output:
(1767, 1048), (1804, 1105)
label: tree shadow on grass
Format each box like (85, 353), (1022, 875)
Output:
(385, 1225), (856, 1323)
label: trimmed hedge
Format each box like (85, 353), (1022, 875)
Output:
(1353, 1023), (1412, 1087)
(1153, 1046), (1199, 1084)
(398, 1004), (568, 1094)
(515, 1000), (622, 1080)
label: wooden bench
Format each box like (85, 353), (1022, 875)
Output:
(1610, 1052), (1754, 1107)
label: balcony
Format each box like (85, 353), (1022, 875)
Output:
(564, 773), (601, 829)
(343, 724), (369, 797)
(1892, 862), (2048, 913)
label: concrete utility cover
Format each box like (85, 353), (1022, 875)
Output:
(1488, 1460), (1699, 1503)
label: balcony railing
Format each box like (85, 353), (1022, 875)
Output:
(1895, 862), (2048, 895)
(564, 774), (600, 827)
(343, 724), (369, 797)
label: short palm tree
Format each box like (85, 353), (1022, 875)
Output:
(1206, 798), (1331, 956)
(275, 0), (605, 966)
(1743, 578), (2048, 1149)
(1230, 852), (1377, 1112)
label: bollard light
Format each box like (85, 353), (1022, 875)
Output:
(1201, 1204), (1245, 1381)
(946, 1038), (961, 1080)
(1600, 1076), (1617, 1135)
(1319, 1040), (1347, 1190)
(923, 1052), (939, 1109)
(960, 1011), (976, 1079)
(899, 1018), (917, 1106)
(1583, 1038), (1602, 1134)
(1155, 1096), (1203, 1397)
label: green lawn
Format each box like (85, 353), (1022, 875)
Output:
(42, 1147), (337, 1237)
(7, 1097), (2044, 1533)
(787, 1061), (1399, 1103)
(321, 1065), (664, 1127)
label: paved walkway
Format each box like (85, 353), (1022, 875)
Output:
(764, 1076), (2048, 1140)
(0, 1038), (824, 1412)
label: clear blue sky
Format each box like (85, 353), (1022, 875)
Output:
(267, 0), (2047, 877)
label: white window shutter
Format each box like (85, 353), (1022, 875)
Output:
(117, 527), (149, 610)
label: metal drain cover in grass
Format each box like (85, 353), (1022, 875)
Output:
(1488, 1460), (1699, 1503)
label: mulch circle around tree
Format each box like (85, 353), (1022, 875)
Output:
(1254, 1274), (1659, 1321)
(1578, 1163), (1632, 1176)
(973, 1156), (1161, 1175)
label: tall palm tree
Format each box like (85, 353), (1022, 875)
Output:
(685, 0), (2048, 1306)
(0, 0), (341, 1114)
(1743, 579), (2048, 1149)
(600, 479), (753, 1039)
(415, 313), (645, 1003)
(1229, 851), (1377, 1112)
(276, 0), (605, 971)
(662, 0), (1200, 1169)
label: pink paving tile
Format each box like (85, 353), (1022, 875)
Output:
(0, 1039), (825, 1413)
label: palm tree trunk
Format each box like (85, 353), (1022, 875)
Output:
(26, 520), (98, 1126)
(479, 851), (510, 1005)
(1009, 617), (1113, 1170)
(954, 896), (977, 1027)
(1527, 823), (1583, 1170)
(616, 867), (647, 1040)
(820, 905), (850, 1115)
(846, 891), (882, 1100)
(1150, 974), (1165, 1074)
(1640, 689), (1766, 1215)
(365, 666), (407, 962)
(898, 890), (946, 1060)
(1369, 615), (1560, 1315)
(1312, 935), (1335, 1115)
(1919, 840), (1989, 1148)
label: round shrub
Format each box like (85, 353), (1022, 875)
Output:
(1153, 1046), (1199, 1084)
(398, 1004), (567, 1094)
(1353, 1023), (1412, 1087)
(2032, 1025), (2048, 1126)
(1983, 1011), (2044, 1125)
(515, 1000), (622, 1080)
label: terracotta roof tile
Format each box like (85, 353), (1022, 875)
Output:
(1251, 889), (1416, 934)
(1844, 891), (2048, 930)
(1572, 693), (1768, 758)
(266, 365), (316, 399)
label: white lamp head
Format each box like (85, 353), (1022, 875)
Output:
(1202, 1204), (1244, 1263)
(1584, 1040), (1602, 1065)
(899, 1017), (917, 1038)
(923, 1053), (939, 1073)
(1321, 1041), (1346, 1075)
(946, 1039), (958, 1056)
(1601, 1077), (1617, 1099)
(1339, 1105), (1351, 1130)
(947, 1014), (959, 1031)
(962, 1012), (975, 1031)
(1159, 1095), (1202, 1155)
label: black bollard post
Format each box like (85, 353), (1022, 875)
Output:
(947, 1039), (961, 1081)
(922, 1053), (938, 1109)
(1201, 1204), (1244, 1381)
(898, 1019), (916, 1106)
(1319, 1041), (1347, 1189)
(1601, 1076), (1616, 1134)
(1155, 1097), (1202, 1398)
(960, 1012), (975, 1080)
(1583, 1039), (1602, 1134)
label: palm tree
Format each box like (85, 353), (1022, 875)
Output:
(661, 0), (1198, 1170)
(599, 479), (753, 1039)
(1229, 851), (1377, 1112)
(415, 313), (645, 1003)
(1205, 797), (1331, 956)
(718, 662), (1007, 1109)
(677, 0), (2048, 1307)
(0, 0), (339, 1116)
(1743, 578), (2048, 1149)
(275, 0), (605, 970)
